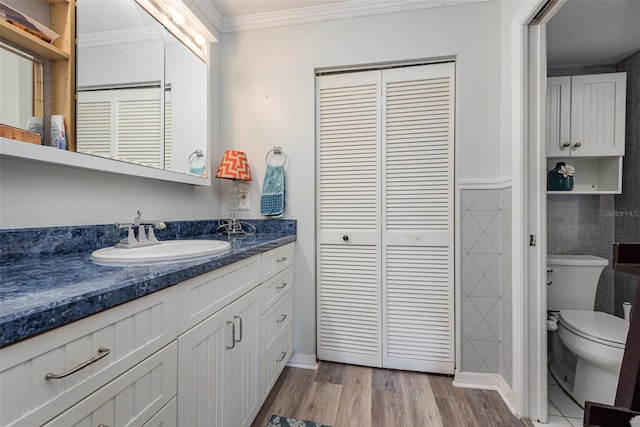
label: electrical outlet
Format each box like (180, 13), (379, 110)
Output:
(238, 190), (250, 211)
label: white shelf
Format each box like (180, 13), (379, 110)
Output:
(0, 19), (69, 60)
(0, 137), (211, 186)
(547, 156), (622, 194)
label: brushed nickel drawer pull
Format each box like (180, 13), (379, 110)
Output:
(276, 256), (287, 262)
(277, 351), (287, 362)
(98, 424), (109, 427)
(276, 282), (287, 290)
(277, 314), (287, 323)
(45, 347), (110, 380)
(234, 315), (243, 343)
(226, 321), (236, 350)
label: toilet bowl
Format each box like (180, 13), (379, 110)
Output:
(558, 309), (628, 405)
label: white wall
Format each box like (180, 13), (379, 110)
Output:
(0, 158), (219, 226)
(219, 1), (502, 358)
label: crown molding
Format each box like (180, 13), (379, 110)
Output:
(184, 0), (224, 38)
(210, 0), (490, 34)
(78, 26), (164, 48)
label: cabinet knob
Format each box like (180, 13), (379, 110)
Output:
(343, 235), (349, 241)
(572, 142), (582, 148)
(561, 142), (571, 148)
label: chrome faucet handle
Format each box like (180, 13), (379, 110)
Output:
(115, 223), (137, 248)
(147, 226), (158, 242)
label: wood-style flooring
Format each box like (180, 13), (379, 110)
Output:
(252, 361), (526, 427)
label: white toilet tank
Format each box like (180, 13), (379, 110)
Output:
(547, 255), (608, 311)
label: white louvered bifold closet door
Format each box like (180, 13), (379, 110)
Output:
(381, 63), (454, 373)
(317, 63), (455, 373)
(76, 86), (164, 168)
(317, 70), (383, 367)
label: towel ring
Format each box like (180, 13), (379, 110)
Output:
(265, 147), (287, 166)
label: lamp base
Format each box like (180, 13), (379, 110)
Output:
(216, 218), (255, 235)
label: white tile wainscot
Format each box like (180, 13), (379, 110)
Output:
(0, 241), (296, 427)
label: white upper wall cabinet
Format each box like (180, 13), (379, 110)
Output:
(546, 72), (627, 157)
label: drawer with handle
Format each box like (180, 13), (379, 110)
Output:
(261, 289), (293, 356)
(261, 242), (295, 282)
(43, 342), (177, 427)
(0, 286), (177, 427)
(261, 266), (293, 313)
(261, 324), (293, 398)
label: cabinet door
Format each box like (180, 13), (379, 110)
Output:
(229, 287), (261, 427)
(546, 76), (571, 157)
(177, 304), (234, 427)
(570, 73), (626, 156)
(177, 287), (260, 427)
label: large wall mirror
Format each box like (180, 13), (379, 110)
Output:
(0, 0), (213, 183)
(0, 42), (40, 132)
(77, 0), (209, 175)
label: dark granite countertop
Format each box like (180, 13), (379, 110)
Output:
(0, 221), (296, 348)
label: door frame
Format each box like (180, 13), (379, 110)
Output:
(512, 0), (567, 421)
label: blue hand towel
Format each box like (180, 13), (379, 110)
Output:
(261, 165), (286, 217)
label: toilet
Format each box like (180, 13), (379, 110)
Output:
(547, 255), (629, 406)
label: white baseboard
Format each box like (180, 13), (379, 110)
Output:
(453, 371), (518, 416)
(287, 352), (318, 370)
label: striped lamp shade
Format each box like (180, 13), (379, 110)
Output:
(215, 150), (252, 181)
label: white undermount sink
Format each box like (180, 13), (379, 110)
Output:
(91, 239), (231, 265)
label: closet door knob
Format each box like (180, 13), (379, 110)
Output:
(343, 235), (349, 241)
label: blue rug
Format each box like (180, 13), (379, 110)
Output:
(267, 415), (332, 427)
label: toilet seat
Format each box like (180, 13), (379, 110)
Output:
(559, 310), (629, 349)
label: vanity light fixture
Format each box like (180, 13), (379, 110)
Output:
(193, 34), (206, 47)
(171, 11), (185, 25)
(135, 0), (216, 62)
(215, 150), (254, 235)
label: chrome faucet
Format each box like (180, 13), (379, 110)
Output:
(115, 211), (166, 248)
